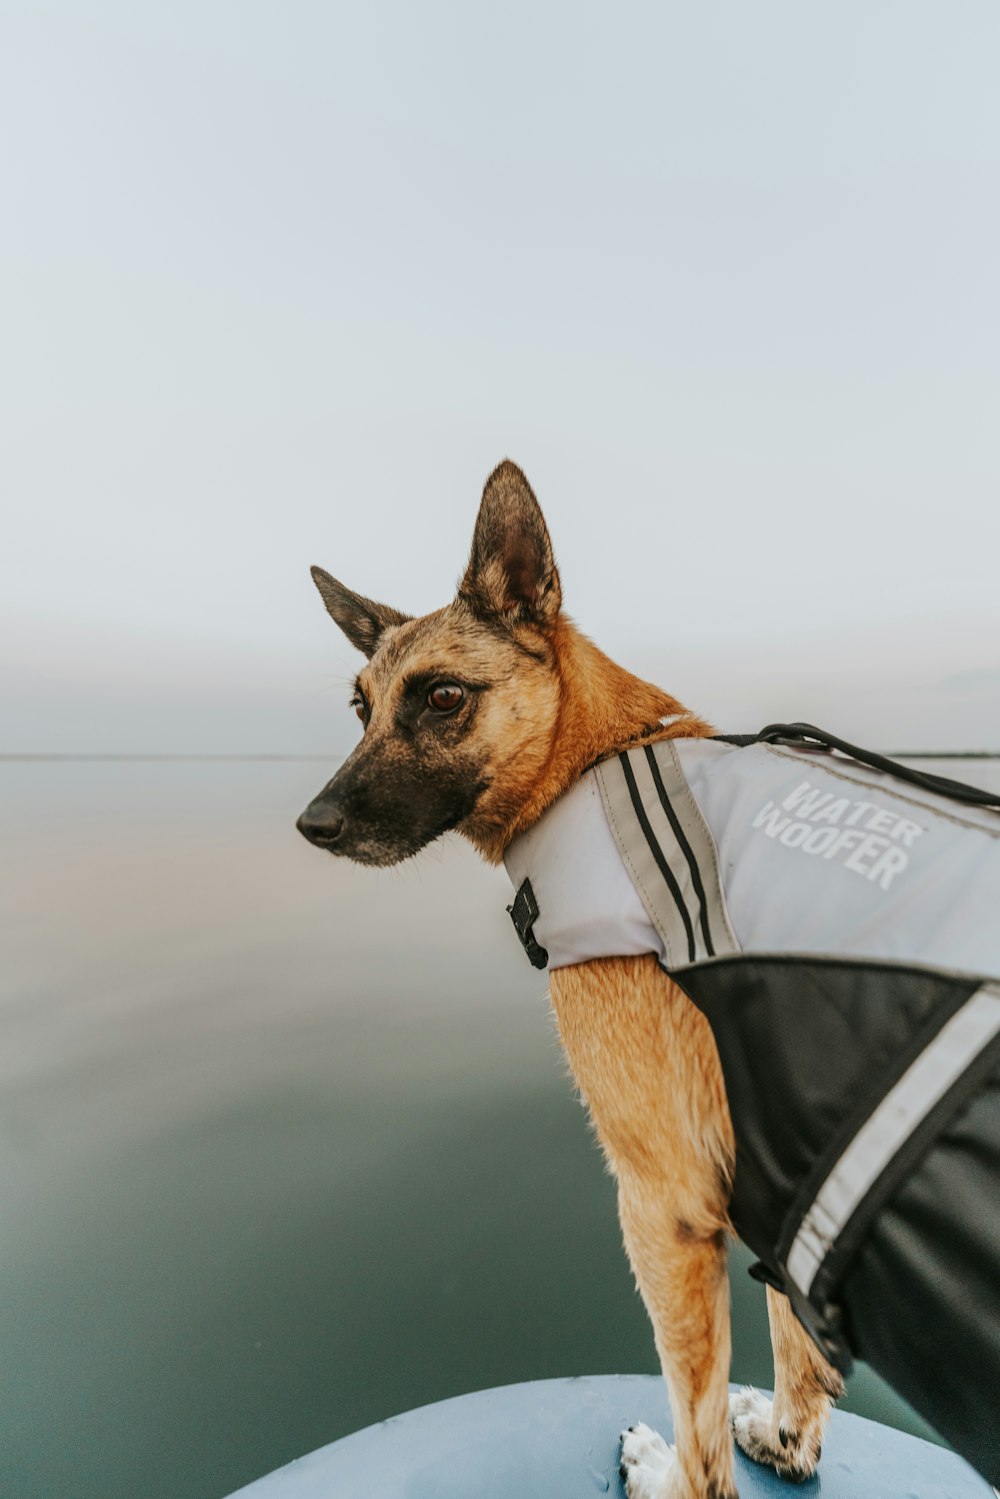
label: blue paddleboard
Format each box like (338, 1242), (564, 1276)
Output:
(223, 1374), (992, 1497)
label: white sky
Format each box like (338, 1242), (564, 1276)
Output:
(3, 2), (999, 753)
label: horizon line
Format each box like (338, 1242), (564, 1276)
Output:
(0, 753), (338, 762)
(1, 750), (999, 763)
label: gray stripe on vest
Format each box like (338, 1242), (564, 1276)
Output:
(787, 981), (1000, 1297)
(596, 746), (737, 967)
(596, 754), (687, 966)
(644, 743), (738, 960)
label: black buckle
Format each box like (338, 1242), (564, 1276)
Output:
(747, 1259), (785, 1292)
(507, 879), (549, 970)
(757, 722), (836, 752)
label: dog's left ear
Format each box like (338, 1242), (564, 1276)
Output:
(310, 566), (412, 657)
(459, 460), (562, 626)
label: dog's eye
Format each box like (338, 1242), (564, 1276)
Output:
(349, 697), (366, 723)
(428, 684), (464, 713)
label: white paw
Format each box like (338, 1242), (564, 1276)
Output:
(730, 1385), (820, 1481)
(619, 1422), (677, 1499)
(729, 1384), (775, 1458)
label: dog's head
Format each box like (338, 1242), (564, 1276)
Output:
(296, 461), (566, 867)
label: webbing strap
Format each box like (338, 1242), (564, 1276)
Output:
(714, 722), (1000, 811)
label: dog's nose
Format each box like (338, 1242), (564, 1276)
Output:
(296, 803), (346, 848)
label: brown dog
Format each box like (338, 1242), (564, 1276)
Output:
(297, 461), (843, 1499)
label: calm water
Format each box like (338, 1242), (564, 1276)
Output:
(3, 757), (997, 1499)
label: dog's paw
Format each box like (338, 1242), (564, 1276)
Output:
(619, 1422), (677, 1498)
(730, 1386), (821, 1482)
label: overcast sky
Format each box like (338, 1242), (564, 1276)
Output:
(3, 2), (998, 754)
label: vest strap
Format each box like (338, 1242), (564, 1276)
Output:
(716, 722), (1000, 811)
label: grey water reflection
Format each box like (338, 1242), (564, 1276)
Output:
(3, 758), (995, 1499)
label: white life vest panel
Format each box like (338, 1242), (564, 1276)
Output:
(505, 736), (1000, 979)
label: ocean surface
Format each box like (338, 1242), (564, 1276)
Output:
(2, 756), (997, 1499)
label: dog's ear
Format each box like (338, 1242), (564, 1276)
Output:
(310, 566), (412, 657)
(459, 460), (562, 625)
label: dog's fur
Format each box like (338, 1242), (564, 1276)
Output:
(298, 461), (844, 1499)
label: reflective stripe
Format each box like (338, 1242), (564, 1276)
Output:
(596, 752), (689, 966)
(596, 745), (737, 969)
(787, 982), (1000, 1296)
(643, 744), (737, 959)
(620, 753), (696, 961)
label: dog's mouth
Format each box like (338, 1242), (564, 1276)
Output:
(297, 822), (417, 866)
(296, 798), (484, 867)
(297, 758), (491, 867)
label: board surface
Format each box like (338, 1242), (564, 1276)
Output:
(224, 1375), (993, 1497)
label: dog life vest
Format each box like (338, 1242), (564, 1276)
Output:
(504, 725), (1000, 1483)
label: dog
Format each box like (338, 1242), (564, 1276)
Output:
(296, 460), (1000, 1497)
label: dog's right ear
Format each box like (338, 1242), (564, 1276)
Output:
(459, 460), (562, 626)
(310, 566), (412, 658)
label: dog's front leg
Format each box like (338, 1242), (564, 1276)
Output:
(549, 955), (737, 1499)
(617, 1170), (737, 1499)
(730, 1284), (844, 1482)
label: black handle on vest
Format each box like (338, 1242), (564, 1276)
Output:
(734, 722), (1000, 812)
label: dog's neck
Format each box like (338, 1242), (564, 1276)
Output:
(465, 618), (714, 863)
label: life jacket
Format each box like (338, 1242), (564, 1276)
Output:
(503, 725), (1000, 1484)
